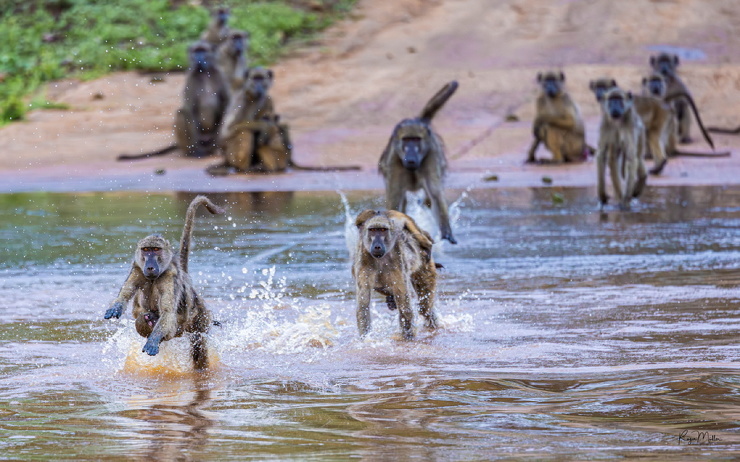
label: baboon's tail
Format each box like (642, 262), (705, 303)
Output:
(707, 125), (740, 135)
(289, 161), (362, 171)
(117, 144), (178, 161)
(664, 92), (715, 150)
(419, 81), (459, 123)
(180, 195), (225, 273)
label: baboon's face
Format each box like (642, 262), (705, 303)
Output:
(244, 68), (273, 98)
(395, 123), (428, 171)
(538, 72), (565, 98)
(190, 44), (214, 72)
(604, 90), (632, 120)
(230, 32), (248, 54)
(135, 235), (172, 280)
(650, 53), (678, 77)
(358, 214), (399, 259)
(590, 79), (617, 102)
(644, 75), (666, 97)
(217, 8), (230, 26)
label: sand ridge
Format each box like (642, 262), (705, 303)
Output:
(1, 0), (740, 193)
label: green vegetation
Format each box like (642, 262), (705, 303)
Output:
(0, 0), (356, 125)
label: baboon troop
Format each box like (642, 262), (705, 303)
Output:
(595, 88), (647, 211)
(527, 71), (591, 164)
(352, 210), (438, 340)
(378, 81), (459, 244)
(104, 196), (225, 369)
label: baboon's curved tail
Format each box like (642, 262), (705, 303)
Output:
(117, 144), (178, 161)
(180, 195), (225, 273)
(419, 81), (459, 123)
(664, 92), (715, 150)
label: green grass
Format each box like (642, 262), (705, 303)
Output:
(0, 0), (356, 125)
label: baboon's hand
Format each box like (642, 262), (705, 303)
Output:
(104, 302), (124, 319)
(142, 338), (160, 356)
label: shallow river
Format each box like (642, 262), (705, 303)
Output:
(1, 186), (739, 460)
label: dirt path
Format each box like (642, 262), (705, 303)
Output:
(2, 0), (740, 193)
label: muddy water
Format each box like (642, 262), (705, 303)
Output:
(1, 186), (739, 460)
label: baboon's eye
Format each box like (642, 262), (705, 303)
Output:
(141, 247), (150, 252)
(151, 247), (161, 252)
(369, 227), (387, 233)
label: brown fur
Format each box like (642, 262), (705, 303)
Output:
(528, 71), (590, 164)
(649, 53), (716, 149)
(590, 77), (670, 175)
(215, 30), (250, 96)
(596, 88), (648, 211)
(201, 7), (231, 47)
(378, 81), (458, 244)
(352, 210), (438, 340)
(103, 196), (225, 370)
(117, 42), (228, 161)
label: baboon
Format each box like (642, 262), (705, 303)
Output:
(103, 195), (225, 370)
(201, 7), (231, 47)
(596, 88), (648, 211)
(527, 71), (591, 164)
(590, 77), (670, 174)
(216, 30), (250, 94)
(118, 42), (228, 160)
(649, 53), (716, 148)
(352, 209), (438, 341)
(379, 81), (458, 244)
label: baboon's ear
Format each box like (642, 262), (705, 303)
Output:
(536, 72), (543, 82)
(559, 72), (565, 82)
(610, 79), (617, 88)
(626, 91), (633, 100)
(642, 77), (648, 85)
(673, 55), (679, 66)
(650, 56), (656, 66)
(267, 69), (274, 80)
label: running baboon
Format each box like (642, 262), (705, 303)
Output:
(103, 196), (224, 370)
(379, 81), (459, 244)
(201, 7), (231, 46)
(649, 53), (717, 149)
(117, 42), (228, 161)
(527, 71), (591, 164)
(216, 30), (250, 94)
(596, 88), (648, 211)
(352, 209), (438, 341)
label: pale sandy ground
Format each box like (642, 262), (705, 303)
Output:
(2, 0), (740, 193)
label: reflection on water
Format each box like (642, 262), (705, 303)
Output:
(1, 186), (739, 459)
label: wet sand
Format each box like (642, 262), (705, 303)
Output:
(2, 0), (740, 193)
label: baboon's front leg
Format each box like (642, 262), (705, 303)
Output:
(355, 270), (373, 338)
(393, 288), (414, 341)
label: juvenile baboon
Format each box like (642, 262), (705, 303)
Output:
(379, 81), (459, 244)
(352, 209), (438, 341)
(649, 53), (716, 149)
(527, 71), (591, 164)
(103, 195), (225, 370)
(596, 88), (648, 211)
(216, 30), (250, 94)
(590, 77), (670, 174)
(118, 42), (228, 160)
(201, 7), (231, 47)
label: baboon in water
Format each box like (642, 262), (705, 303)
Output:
(596, 88), (648, 211)
(352, 209), (438, 341)
(216, 30), (250, 95)
(649, 53), (716, 148)
(103, 195), (225, 370)
(379, 81), (459, 244)
(118, 42), (228, 160)
(201, 7), (231, 47)
(527, 71), (591, 164)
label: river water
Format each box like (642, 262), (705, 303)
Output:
(1, 186), (739, 460)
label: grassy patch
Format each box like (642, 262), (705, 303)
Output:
(0, 0), (356, 125)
